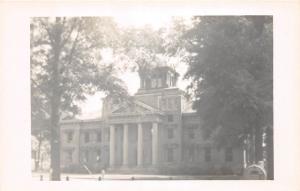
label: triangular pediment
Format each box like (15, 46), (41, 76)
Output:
(111, 100), (161, 115)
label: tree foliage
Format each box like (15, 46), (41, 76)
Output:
(184, 16), (273, 148)
(113, 18), (190, 78)
(31, 17), (128, 120)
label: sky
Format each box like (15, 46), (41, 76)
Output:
(78, 15), (191, 119)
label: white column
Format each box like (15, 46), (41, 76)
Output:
(152, 122), (158, 166)
(109, 125), (115, 167)
(122, 124), (129, 166)
(137, 123), (143, 167)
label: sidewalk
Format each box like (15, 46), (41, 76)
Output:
(32, 172), (242, 181)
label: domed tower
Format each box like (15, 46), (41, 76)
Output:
(134, 66), (183, 111)
(137, 66), (179, 94)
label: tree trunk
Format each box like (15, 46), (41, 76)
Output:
(50, 107), (60, 180)
(50, 17), (62, 181)
(35, 133), (43, 171)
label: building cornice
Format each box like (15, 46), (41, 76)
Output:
(60, 118), (103, 124)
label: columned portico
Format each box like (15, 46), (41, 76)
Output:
(108, 120), (160, 169)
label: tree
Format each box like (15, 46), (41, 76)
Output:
(183, 16), (273, 178)
(31, 135), (50, 171)
(30, 17), (129, 180)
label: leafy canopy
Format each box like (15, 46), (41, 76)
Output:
(113, 17), (191, 78)
(184, 16), (273, 147)
(31, 17), (129, 131)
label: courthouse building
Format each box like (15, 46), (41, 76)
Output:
(60, 66), (244, 175)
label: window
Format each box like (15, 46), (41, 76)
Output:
(84, 132), (90, 143)
(188, 129), (195, 139)
(225, 148), (233, 162)
(167, 148), (174, 162)
(167, 114), (174, 122)
(205, 147), (211, 162)
(167, 129), (174, 139)
(67, 150), (73, 162)
(175, 97), (180, 108)
(167, 98), (173, 109)
(161, 99), (166, 109)
(97, 131), (102, 142)
(66, 131), (73, 143)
